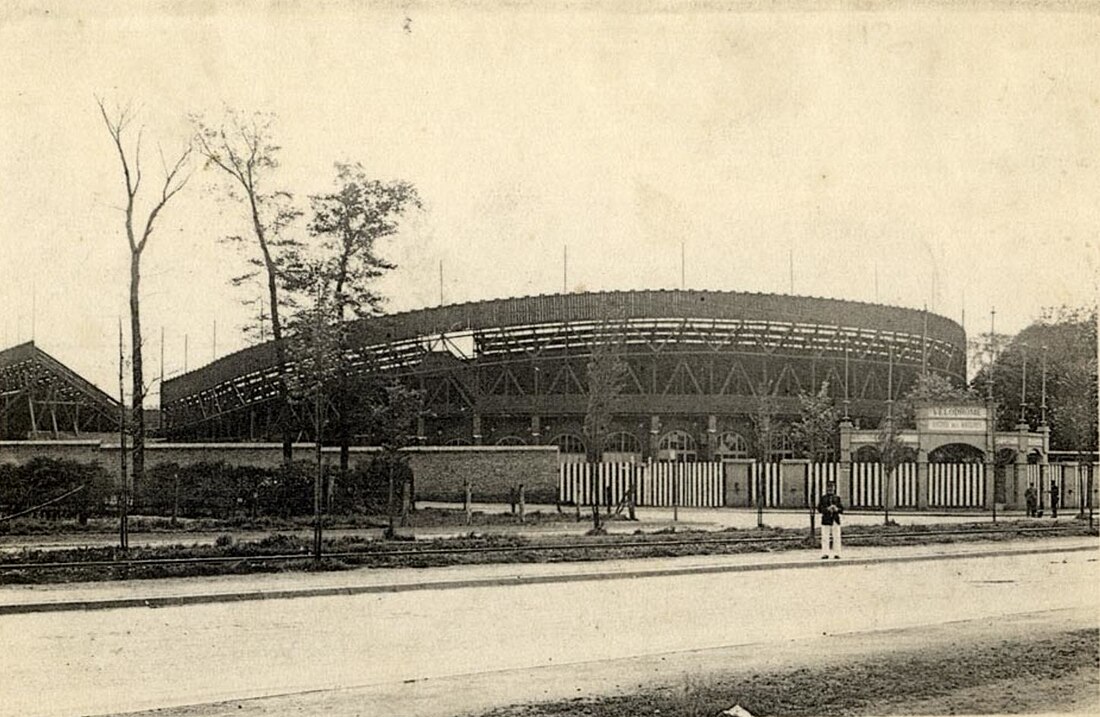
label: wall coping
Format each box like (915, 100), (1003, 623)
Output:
(0, 441), (103, 448)
(2, 441), (558, 454)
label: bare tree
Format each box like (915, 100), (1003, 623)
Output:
(97, 98), (191, 535)
(192, 111), (300, 460)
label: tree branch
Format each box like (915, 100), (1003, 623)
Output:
(137, 142), (192, 254)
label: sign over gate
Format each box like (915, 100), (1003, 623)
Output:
(915, 404), (989, 435)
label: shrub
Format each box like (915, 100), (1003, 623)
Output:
(0, 458), (113, 522)
(331, 454), (412, 515)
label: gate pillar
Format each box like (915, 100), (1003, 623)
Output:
(916, 449), (929, 510)
(984, 459), (995, 510)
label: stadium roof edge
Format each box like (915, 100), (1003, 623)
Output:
(164, 289), (966, 396)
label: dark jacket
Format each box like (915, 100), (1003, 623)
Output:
(818, 493), (844, 525)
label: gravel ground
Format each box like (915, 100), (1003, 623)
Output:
(477, 626), (1099, 717)
(100, 602), (1098, 717)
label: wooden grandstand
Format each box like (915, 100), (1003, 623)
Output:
(0, 341), (120, 440)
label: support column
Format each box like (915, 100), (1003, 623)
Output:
(705, 414), (717, 462)
(416, 415), (426, 445)
(529, 415), (541, 445)
(916, 449), (929, 510)
(984, 458), (996, 511)
(649, 415), (661, 461)
(472, 414), (483, 446)
(1038, 436), (1049, 513)
(984, 414), (996, 510)
(1008, 423), (1030, 511)
(838, 418), (854, 506)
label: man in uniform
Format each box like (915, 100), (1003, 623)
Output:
(818, 480), (844, 559)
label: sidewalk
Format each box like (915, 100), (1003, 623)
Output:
(0, 535), (1094, 615)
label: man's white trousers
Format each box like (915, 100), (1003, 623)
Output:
(820, 523), (842, 557)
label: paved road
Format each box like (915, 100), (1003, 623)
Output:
(2, 543), (1095, 717)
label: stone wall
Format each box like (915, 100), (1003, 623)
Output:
(0, 442), (560, 504)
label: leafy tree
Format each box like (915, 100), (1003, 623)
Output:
(749, 381), (781, 462)
(98, 98), (191, 545)
(972, 305), (1097, 453)
(281, 259), (345, 557)
(306, 163), (421, 320)
(295, 163), (421, 472)
(790, 382), (838, 534)
(790, 382), (839, 462)
(583, 323), (628, 530)
(354, 377), (423, 531)
(896, 372), (977, 428)
(748, 381), (781, 528)
(583, 334), (627, 463)
(876, 410), (911, 524)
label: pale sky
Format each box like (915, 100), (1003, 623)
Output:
(1, 2), (1098, 402)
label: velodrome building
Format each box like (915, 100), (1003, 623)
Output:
(160, 290), (968, 462)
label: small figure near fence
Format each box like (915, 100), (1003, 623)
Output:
(817, 480), (844, 559)
(1049, 479), (1060, 519)
(1025, 485), (1038, 518)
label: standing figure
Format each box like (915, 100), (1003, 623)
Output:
(1049, 479), (1060, 519)
(817, 480), (844, 559)
(1025, 485), (1037, 518)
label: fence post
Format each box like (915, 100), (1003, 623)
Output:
(808, 463), (817, 539)
(400, 476), (411, 527)
(916, 452), (929, 511)
(628, 465), (637, 520)
(518, 483), (526, 524)
(756, 462), (764, 528)
(673, 463), (680, 522)
(463, 478), (472, 526)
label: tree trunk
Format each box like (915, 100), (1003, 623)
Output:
(313, 389), (323, 560)
(335, 266), (352, 475)
(252, 196), (293, 466)
(386, 457), (396, 538)
(338, 386), (350, 474)
(129, 252), (145, 497)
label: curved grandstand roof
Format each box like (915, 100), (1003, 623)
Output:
(163, 290), (966, 404)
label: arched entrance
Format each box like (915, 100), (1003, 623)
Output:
(714, 432), (749, 460)
(928, 443), (985, 463)
(658, 430), (697, 462)
(853, 445), (881, 463)
(603, 431), (641, 462)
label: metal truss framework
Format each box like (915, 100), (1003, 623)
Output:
(0, 342), (120, 439)
(161, 290), (967, 442)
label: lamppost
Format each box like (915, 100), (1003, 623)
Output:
(1018, 343), (1028, 427)
(756, 457), (764, 529)
(987, 309), (997, 524)
(1039, 345), (1048, 514)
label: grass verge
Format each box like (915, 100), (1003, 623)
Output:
(0, 506), (580, 536)
(0, 519), (1093, 585)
